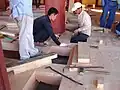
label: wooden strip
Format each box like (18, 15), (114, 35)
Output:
(67, 46), (75, 65)
(67, 45), (78, 65)
(1, 40), (19, 51)
(78, 42), (90, 63)
(65, 65), (104, 69)
(59, 77), (84, 90)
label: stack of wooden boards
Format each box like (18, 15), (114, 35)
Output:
(0, 22), (19, 38)
(0, 21), (19, 59)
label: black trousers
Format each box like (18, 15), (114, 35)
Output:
(70, 32), (89, 43)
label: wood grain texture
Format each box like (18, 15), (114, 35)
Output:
(0, 40), (11, 90)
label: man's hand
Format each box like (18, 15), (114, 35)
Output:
(60, 43), (68, 47)
(6, 6), (12, 16)
(74, 29), (79, 35)
(55, 34), (61, 39)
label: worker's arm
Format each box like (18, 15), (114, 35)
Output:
(43, 21), (61, 45)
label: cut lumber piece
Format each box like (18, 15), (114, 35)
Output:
(7, 53), (57, 74)
(1, 38), (19, 59)
(0, 22), (19, 38)
(67, 45), (78, 65)
(64, 64), (104, 69)
(0, 25), (6, 30)
(23, 65), (63, 90)
(0, 27), (19, 37)
(78, 42), (90, 63)
(1, 39), (19, 51)
(6, 23), (18, 27)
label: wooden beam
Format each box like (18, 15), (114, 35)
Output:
(0, 40), (11, 90)
(0, 0), (6, 11)
(67, 45), (78, 65)
(7, 54), (57, 74)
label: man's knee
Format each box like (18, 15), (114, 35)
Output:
(70, 35), (88, 43)
(70, 36), (78, 43)
(70, 38), (78, 43)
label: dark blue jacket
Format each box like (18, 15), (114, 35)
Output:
(33, 15), (61, 45)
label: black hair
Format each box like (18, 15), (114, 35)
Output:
(47, 7), (59, 16)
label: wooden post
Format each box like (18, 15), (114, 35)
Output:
(0, 0), (6, 11)
(95, 0), (99, 7)
(45, 0), (66, 34)
(0, 40), (11, 90)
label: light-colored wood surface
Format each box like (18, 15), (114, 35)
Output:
(1, 39), (19, 51)
(59, 77), (84, 90)
(23, 64), (65, 90)
(7, 54), (57, 74)
(78, 42), (90, 63)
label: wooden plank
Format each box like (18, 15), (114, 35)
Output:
(65, 64), (104, 69)
(0, 22), (19, 38)
(0, 27), (19, 37)
(3, 50), (19, 59)
(7, 54), (57, 74)
(67, 45), (78, 65)
(1, 39), (19, 51)
(78, 42), (90, 63)
(23, 64), (65, 90)
(0, 40), (11, 90)
(1, 38), (19, 59)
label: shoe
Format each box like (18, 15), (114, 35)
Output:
(30, 51), (42, 58)
(19, 58), (29, 64)
(34, 42), (48, 47)
(19, 51), (42, 64)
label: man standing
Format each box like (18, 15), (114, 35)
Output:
(70, 2), (91, 43)
(100, 0), (117, 29)
(9, 0), (40, 60)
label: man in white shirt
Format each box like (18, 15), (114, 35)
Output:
(70, 2), (91, 43)
(9, 0), (41, 60)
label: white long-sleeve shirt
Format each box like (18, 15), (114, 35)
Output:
(77, 10), (91, 36)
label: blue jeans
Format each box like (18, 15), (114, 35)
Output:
(100, 1), (117, 29)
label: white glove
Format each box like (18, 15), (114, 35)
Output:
(60, 43), (68, 47)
